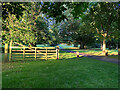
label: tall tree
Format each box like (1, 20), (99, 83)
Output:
(89, 2), (119, 51)
(2, 3), (49, 46)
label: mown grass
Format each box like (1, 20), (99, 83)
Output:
(72, 49), (118, 56)
(2, 51), (118, 88)
(107, 55), (118, 60)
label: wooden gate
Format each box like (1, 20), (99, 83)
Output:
(9, 42), (59, 61)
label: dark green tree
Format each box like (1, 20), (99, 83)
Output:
(89, 2), (119, 51)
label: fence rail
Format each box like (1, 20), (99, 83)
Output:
(9, 46), (59, 61)
(60, 47), (79, 50)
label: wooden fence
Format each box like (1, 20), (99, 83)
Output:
(9, 46), (59, 61)
(60, 47), (79, 50)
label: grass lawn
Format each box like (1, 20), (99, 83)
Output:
(107, 55), (118, 60)
(72, 49), (118, 56)
(2, 51), (118, 88)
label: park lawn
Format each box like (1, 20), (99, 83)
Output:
(72, 49), (118, 56)
(107, 55), (118, 60)
(2, 51), (118, 88)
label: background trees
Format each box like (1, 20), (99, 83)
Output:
(59, 15), (95, 49)
(2, 2), (119, 52)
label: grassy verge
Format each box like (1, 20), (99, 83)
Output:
(107, 55), (118, 60)
(72, 49), (118, 56)
(2, 51), (118, 88)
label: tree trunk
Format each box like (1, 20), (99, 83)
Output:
(103, 38), (106, 52)
(119, 49), (120, 55)
(116, 44), (118, 50)
(108, 43), (112, 50)
(100, 41), (103, 50)
(80, 43), (85, 49)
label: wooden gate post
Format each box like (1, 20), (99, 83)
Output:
(56, 46), (59, 60)
(23, 47), (25, 60)
(46, 47), (47, 60)
(4, 43), (9, 62)
(4, 43), (8, 54)
(9, 41), (12, 61)
(35, 47), (37, 60)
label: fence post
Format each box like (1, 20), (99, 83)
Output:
(23, 47), (25, 60)
(9, 41), (12, 61)
(4, 43), (9, 62)
(56, 46), (59, 60)
(46, 47), (47, 60)
(35, 47), (37, 60)
(4, 43), (8, 54)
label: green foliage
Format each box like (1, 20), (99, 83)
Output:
(48, 24), (61, 45)
(2, 2), (32, 20)
(2, 10), (49, 45)
(89, 2), (119, 41)
(41, 2), (89, 23)
(60, 15), (95, 48)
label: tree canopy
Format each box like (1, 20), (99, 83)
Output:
(2, 2), (119, 51)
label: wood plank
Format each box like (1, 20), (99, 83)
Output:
(47, 53), (56, 54)
(23, 53), (35, 54)
(46, 58), (56, 59)
(37, 58), (47, 59)
(25, 56), (35, 57)
(11, 59), (25, 60)
(12, 56), (23, 57)
(25, 50), (35, 51)
(36, 55), (46, 57)
(36, 50), (46, 52)
(9, 41), (13, 61)
(10, 47), (27, 48)
(61, 47), (79, 49)
(37, 53), (46, 55)
(12, 53), (23, 54)
(46, 48), (47, 60)
(23, 48), (25, 60)
(36, 47), (56, 49)
(36, 50), (56, 52)
(57, 49), (59, 59)
(48, 54), (56, 56)
(47, 50), (56, 52)
(12, 50), (23, 51)
(10, 46), (56, 49)
(35, 48), (36, 60)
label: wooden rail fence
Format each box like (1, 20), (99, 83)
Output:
(9, 46), (59, 61)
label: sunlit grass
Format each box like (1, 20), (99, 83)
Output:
(72, 49), (118, 56)
(2, 51), (118, 88)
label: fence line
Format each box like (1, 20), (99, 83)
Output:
(9, 46), (59, 61)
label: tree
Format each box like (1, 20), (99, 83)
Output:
(89, 2), (119, 51)
(60, 15), (95, 49)
(2, 10), (49, 46)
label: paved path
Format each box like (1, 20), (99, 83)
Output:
(60, 47), (119, 64)
(86, 56), (120, 64)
